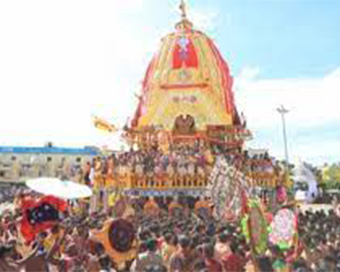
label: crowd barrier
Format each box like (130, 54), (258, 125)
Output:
(298, 204), (333, 212)
(110, 172), (278, 190)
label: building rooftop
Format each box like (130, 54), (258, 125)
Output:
(0, 146), (99, 155)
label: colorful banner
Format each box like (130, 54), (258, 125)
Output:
(269, 208), (297, 250)
(248, 199), (268, 255)
(20, 195), (67, 243)
(207, 157), (250, 222)
(92, 116), (117, 133)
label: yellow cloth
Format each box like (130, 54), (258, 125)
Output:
(44, 232), (65, 255)
(93, 167), (104, 190)
(161, 244), (177, 266)
(108, 193), (119, 207)
(204, 150), (215, 165)
(194, 200), (209, 210)
(143, 199), (159, 215)
(44, 234), (58, 251)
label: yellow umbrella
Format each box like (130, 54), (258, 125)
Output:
(90, 219), (137, 268)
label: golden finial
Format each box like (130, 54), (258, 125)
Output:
(176, 0), (193, 30)
(179, 0), (187, 20)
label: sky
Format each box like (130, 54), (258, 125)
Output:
(0, 0), (339, 165)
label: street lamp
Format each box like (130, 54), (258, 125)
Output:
(277, 105), (290, 185)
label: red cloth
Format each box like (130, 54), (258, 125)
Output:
(173, 38), (198, 69)
(276, 186), (287, 204)
(222, 253), (245, 272)
(205, 258), (223, 272)
(241, 189), (249, 215)
(131, 57), (156, 127)
(285, 240), (304, 264)
(20, 195), (67, 243)
(266, 212), (274, 224)
(157, 237), (164, 250)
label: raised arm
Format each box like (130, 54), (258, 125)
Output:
(46, 224), (73, 262)
(15, 243), (39, 267)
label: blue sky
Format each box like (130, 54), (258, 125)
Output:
(139, 0), (340, 78)
(216, 0), (340, 78)
(0, 0), (339, 165)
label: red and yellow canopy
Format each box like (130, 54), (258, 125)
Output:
(131, 13), (239, 131)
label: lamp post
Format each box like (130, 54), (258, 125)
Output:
(277, 105), (289, 186)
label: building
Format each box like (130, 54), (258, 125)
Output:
(0, 144), (99, 183)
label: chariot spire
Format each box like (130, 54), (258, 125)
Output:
(176, 0), (193, 30)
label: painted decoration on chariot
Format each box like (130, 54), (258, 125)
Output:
(207, 157), (250, 222)
(269, 208), (297, 250)
(173, 114), (196, 134)
(131, 10), (238, 131)
(173, 36), (198, 69)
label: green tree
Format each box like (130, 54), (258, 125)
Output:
(322, 163), (340, 185)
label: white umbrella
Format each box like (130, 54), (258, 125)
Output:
(0, 203), (15, 215)
(26, 177), (92, 199)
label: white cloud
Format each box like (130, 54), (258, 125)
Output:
(0, 0), (160, 149)
(235, 67), (340, 129)
(235, 67), (340, 164)
(168, 0), (219, 34)
(190, 9), (219, 33)
(236, 66), (261, 83)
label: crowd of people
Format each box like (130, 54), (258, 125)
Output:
(0, 142), (280, 190)
(0, 183), (339, 271)
(2, 143), (338, 271)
